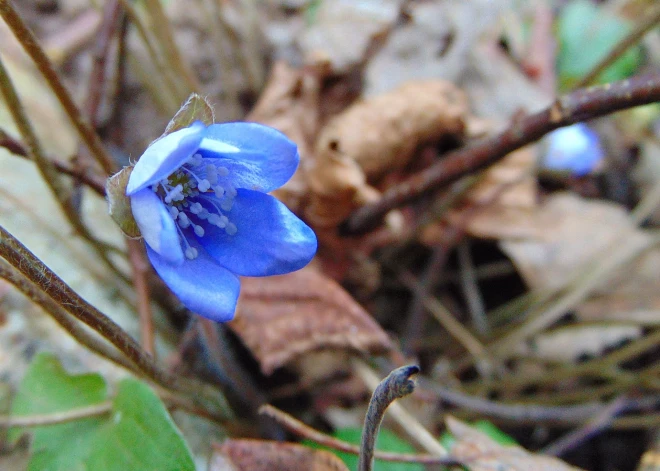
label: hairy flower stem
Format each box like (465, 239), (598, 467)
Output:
(358, 365), (420, 471)
(0, 0), (116, 175)
(0, 55), (126, 284)
(0, 259), (138, 375)
(0, 224), (233, 419)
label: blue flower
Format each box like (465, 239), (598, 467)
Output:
(543, 123), (604, 176)
(126, 121), (317, 322)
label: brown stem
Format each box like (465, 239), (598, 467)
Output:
(259, 404), (459, 466)
(342, 72), (660, 234)
(126, 238), (155, 356)
(0, 259), (137, 374)
(358, 365), (420, 471)
(0, 402), (112, 427)
(0, 130), (106, 196)
(0, 0), (116, 175)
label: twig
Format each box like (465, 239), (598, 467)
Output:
(0, 224), (232, 420)
(126, 239), (155, 356)
(0, 0), (116, 175)
(575, 4), (660, 88)
(0, 402), (112, 428)
(457, 241), (488, 336)
(0, 259), (138, 375)
(0, 129), (106, 196)
(342, 72), (660, 234)
(421, 380), (605, 422)
(352, 359), (447, 458)
(141, 0), (199, 95)
(399, 271), (489, 367)
(358, 365), (420, 471)
(259, 404), (458, 466)
(542, 395), (629, 457)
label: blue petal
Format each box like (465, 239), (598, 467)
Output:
(198, 122), (299, 192)
(196, 189), (317, 276)
(544, 123), (604, 176)
(146, 241), (240, 322)
(127, 122), (206, 195)
(130, 188), (183, 265)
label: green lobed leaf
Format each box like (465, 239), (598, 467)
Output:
(163, 93), (215, 136)
(439, 419), (518, 450)
(306, 427), (424, 471)
(557, 0), (642, 90)
(9, 353), (195, 471)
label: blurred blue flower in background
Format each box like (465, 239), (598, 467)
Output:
(126, 121), (317, 322)
(543, 123), (604, 176)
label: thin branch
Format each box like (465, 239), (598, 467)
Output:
(575, 4), (660, 88)
(0, 224), (232, 420)
(542, 395), (628, 457)
(0, 0), (116, 175)
(259, 404), (458, 466)
(0, 129), (106, 196)
(342, 72), (660, 234)
(0, 402), (112, 428)
(358, 365), (421, 471)
(0, 259), (138, 375)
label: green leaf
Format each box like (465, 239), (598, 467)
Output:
(85, 379), (195, 471)
(163, 93), (215, 136)
(9, 353), (195, 471)
(306, 428), (424, 471)
(557, 0), (642, 90)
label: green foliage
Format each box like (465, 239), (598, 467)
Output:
(10, 353), (195, 471)
(557, 0), (643, 90)
(306, 427), (424, 471)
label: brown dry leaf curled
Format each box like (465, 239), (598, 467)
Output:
(447, 417), (585, 471)
(214, 439), (349, 471)
(306, 80), (469, 228)
(228, 265), (393, 375)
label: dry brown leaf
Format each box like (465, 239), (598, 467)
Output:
(446, 417), (585, 471)
(445, 146), (539, 240)
(214, 439), (349, 471)
(306, 80), (468, 228)
(228, 265), (393, 375)
(247, 61), (322, 214)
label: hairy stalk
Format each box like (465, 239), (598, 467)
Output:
(119, 0), (181, 110)
(352, 360), (447, 458)
(0, 55), (127, 284)
(0, 224), (232, 419)
(0, 259), (137, 374)
(0, 0), (115, 175)
(358, 365), (422, 471)
(140, 0), (199, 96)
(126, 239), (155, 356)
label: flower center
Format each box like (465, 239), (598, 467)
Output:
(153, 153), (237, 260)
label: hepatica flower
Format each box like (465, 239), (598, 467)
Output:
(125, 121), (317, 322)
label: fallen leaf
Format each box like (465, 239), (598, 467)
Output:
(215, 439), (349, 471)
(228, 265), (393, 375)
(443, 147), (539, 241)
(446, 417), (584, 471)
(306, 80), (468, 229)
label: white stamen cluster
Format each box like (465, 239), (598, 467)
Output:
(154, 153), (237, 260)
